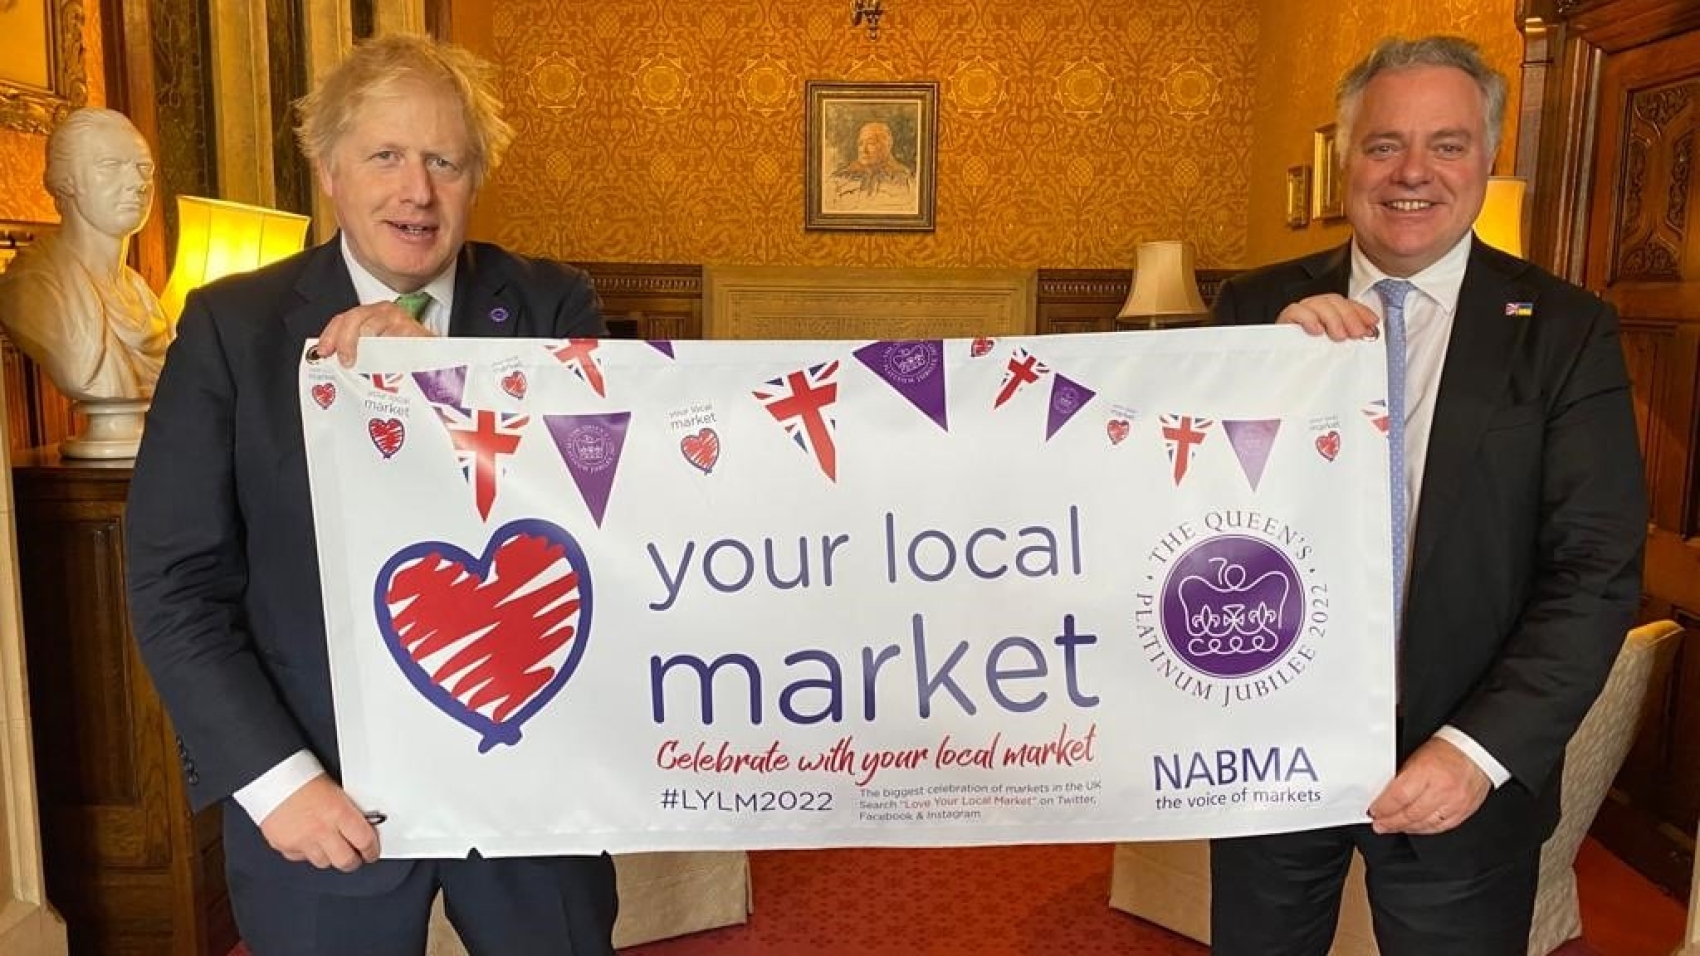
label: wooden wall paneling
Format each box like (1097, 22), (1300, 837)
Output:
(576, 262), (703, 341)
(1553, 3), (1700, 897)
(0, 222), (74, 452)
(11, 454), (233, 956)
(1036, 268), (1238, 335)
(1524, 19), (1606, 283)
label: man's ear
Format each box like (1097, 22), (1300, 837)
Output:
(315, 159), (336, 198)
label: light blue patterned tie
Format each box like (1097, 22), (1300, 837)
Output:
(1373, 278), (1414, 637)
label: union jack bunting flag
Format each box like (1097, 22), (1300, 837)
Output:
(428, 404), (532, 520)
(753, 361), (840, 482)
(368, 372), (406, 394)
(994, 347), (1050, 409)
(1361, 399), (1390, 436)
(551, 339), (607, 397)
(1160, 414), (1213, 486)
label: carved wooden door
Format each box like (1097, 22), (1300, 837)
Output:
(1581, 22), (1700, 896)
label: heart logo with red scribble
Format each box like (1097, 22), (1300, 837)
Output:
(970, 337), (994, 358)
(681, 428), (720, 474)
(1315, 430), (1341, 461)
(368, 417), (406, 458)
(500, 370), (528, 400)
(1106, 419), (1130, 445)
(375, 519), (593, 752)
(311, 382), (337, 409)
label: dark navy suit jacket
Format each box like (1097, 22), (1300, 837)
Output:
(126, 238), (605, 893)
(1213, 239), (1646, 865)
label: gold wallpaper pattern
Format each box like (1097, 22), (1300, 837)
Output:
(0, 5), (105, 224)
(1244, 0), (1523, 267)
(460, 0), (1262, 270)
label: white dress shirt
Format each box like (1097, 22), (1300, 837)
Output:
(232, 241), (457, 824)
(1349, 233), (1511, 789)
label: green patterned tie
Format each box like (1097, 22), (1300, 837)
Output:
(394, 291), (432, 323)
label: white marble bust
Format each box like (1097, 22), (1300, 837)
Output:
(0, 108), (170, 403)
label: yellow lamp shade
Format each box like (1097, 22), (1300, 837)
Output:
(1473, 176), (1526, 258)
(161, 196), (311, 322)
(1117, 240), (1209, 329)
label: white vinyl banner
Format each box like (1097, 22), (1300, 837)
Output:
(301, 328), (1396, 857)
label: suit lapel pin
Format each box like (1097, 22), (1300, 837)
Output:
(1504, 301), (1533, 317)
(490, 306), (510, 324)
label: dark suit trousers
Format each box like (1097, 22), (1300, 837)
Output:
(1210, 824), (1537, 956)
(230, 850), (618, 956)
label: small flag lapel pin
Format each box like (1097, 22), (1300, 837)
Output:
(1505, 301), (1534, 317)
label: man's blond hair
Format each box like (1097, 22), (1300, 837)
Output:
(294, 34), (513, 189)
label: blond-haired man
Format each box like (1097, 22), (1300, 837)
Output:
(126, 35), (615, 955)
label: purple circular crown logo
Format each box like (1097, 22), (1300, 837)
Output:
(564, 424), (616, 473)
(1052, 385), (1082, 414)
(1160, 534), (1302, 679)
(882, 342), (940, 385)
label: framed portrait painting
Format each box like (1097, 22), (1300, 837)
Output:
(1312, 123), (1345, 221)
(805, 80), (938, 232)
(1285, 165), (1311, 228)
(0, 0), (87, 135)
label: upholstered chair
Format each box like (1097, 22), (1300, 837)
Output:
(1108, 619), (1683, 956)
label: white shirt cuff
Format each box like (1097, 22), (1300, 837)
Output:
(1434, 725), (1511, 788)
(233, 750), (325, 825)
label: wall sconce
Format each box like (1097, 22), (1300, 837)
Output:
(852, 0), (884, 40)
(161, 195), (312, 324)
(1117, 240), (1209, 329)
(1473, 176), (1526, 258)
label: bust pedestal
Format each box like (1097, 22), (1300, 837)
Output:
(60, 398), (147, 460)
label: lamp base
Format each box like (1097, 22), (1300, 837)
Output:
(61, 398), (149, 460)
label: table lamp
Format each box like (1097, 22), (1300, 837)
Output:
(161, 196), (312, 323)
(1116, 240), (1209, 329)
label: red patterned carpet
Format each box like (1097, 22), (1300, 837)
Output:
(229, 838), (1685, 955)
(623, 839), (1684, 956)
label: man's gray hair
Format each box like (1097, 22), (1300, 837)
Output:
(1336, 36), (1508, 158)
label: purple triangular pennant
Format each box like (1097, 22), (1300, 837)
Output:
(543, 412), (631, 527)
(412, 366), (469, 409)
(1044, 375), (1097, 441)
(648, 340), (676, 359)
(853, 340), (948, 431)
(1223, 419), (1282, 491)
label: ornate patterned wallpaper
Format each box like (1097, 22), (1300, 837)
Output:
(1244, 0), (1523, 267)
(0, 4), (106, 224)
(458, 0), (1262, 270)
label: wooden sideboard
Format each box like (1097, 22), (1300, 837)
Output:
(11, 450), (235, 956)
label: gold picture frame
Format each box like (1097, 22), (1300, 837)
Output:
(1312, 123), (1345, 221)
(804, 80), (938, 232)
(0, 0), (88, 135)
(1285, 165), (1312, 228)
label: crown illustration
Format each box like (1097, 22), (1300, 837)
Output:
(1175, 557), (1291, 657)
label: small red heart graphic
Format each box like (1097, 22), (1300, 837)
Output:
(501, 370), (528, 399)
(970, 337), (994, 358)
(1315, 430), (1341, 461)
(369, 417), (406, 459)
(311, 382), (337, 409)
(681, 428), (720, 474)
(1106, 418), (1130, 445)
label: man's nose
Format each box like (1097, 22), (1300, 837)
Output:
(398, 159), (434, 205)
(1391, 149), (1432, 186)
